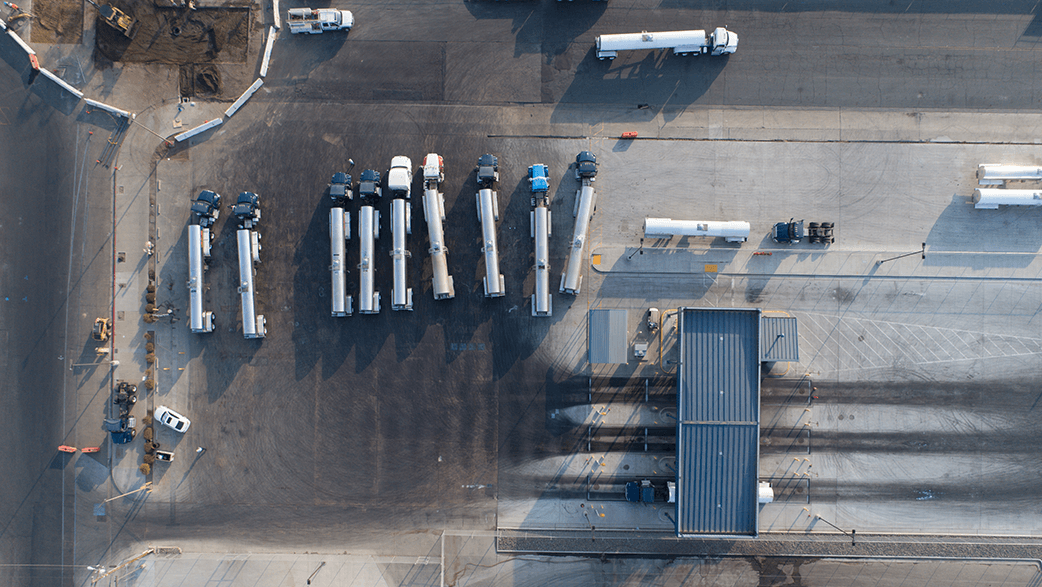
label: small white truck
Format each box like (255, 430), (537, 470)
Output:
(287, 8), (354, 34)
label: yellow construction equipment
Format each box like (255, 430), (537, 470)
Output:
(83, 0), (137, 38)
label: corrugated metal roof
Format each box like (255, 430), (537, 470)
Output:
(678, 309), (760, 423)
(676, 308), (761, 537)
(589, 309), (628, 364)
(760, 316), (799, 362)
(676, 422), (759, 536)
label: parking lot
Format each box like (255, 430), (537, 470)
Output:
(5, 0), (1042, 585)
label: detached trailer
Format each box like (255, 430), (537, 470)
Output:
(972, 188), (1042, 209)
(977, 164), (1042, 186)
(422, 153), (455, 300)
(644, 218), (750, 243)
(596, 27), (737, 60)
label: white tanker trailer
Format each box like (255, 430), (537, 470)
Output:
(644, 218), (750, 243)
(596, 27), (737, 60)
(976, 164), (1042, 186)
(972, 188), (1042, 209)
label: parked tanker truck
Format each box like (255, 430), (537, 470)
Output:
(596, 28), (737, 60)
(529, 164), (552, 316)
(561, 151), (597, 295)
(388, 156), (413, 311)
(422, 153), (455, 300)
(329, 171), (353, 317)
(475, 154), (505, 298)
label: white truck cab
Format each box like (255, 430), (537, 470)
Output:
(287, 8), (354, 34)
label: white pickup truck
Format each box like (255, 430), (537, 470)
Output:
(287, 8), (354, 34)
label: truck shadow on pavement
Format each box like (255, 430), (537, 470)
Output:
(551, 49), (726, 123)
(924, 193), (1042, 269)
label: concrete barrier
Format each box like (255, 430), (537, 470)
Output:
(39, 68), (84, 99)
(7, 29), (35, 56)
(272, 0), (280, 29)
(224, 78), (263, 118)
(260, 26), (276, 77)
(174, 118), (224, 143)
(85, 97), (131, 119)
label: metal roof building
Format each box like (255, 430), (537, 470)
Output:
(676, 308), (762, 536)
(589, 309), (628, 364)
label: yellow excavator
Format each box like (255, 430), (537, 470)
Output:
(83, 0), (137, 39)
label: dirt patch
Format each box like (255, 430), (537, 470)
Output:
(29, 0), (84, 44)
(179, 63), (222, 98)
(93, 1), (249, 66)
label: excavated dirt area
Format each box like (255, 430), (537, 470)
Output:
(93, 1), (249, 67)
(28, 0), (83, 44)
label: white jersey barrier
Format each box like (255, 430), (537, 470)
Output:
(187, 224), (215, 333)
(7, 29), (34, 55)
(531, 205), (552, 316)
(972, 188), (1042, 209)
(237, 228), (266, 338)
(329, 207), (352, 316)
(976, 164), (1042, 186)
(175, 118), (223, 142)
(560, 184), (595, 295)
(358, 205), (381, 313)
(477, 187), (505, 298)
(225, 78), (264, 118)
(643, 218), (750, 242)
(85, 98), (131, 119)
(260, 26), (276, 77)
(390, 198), (413, 310)
(39, 68), (83, 99)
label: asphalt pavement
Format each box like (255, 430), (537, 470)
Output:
(6, 0), (1042, 586)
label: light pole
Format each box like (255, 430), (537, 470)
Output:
(877, 242), (926, 265)
(628, 238), (645, 260)
(815, 515), (856, 546)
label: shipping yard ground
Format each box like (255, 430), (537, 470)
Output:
(5, 0), (1042, 586)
